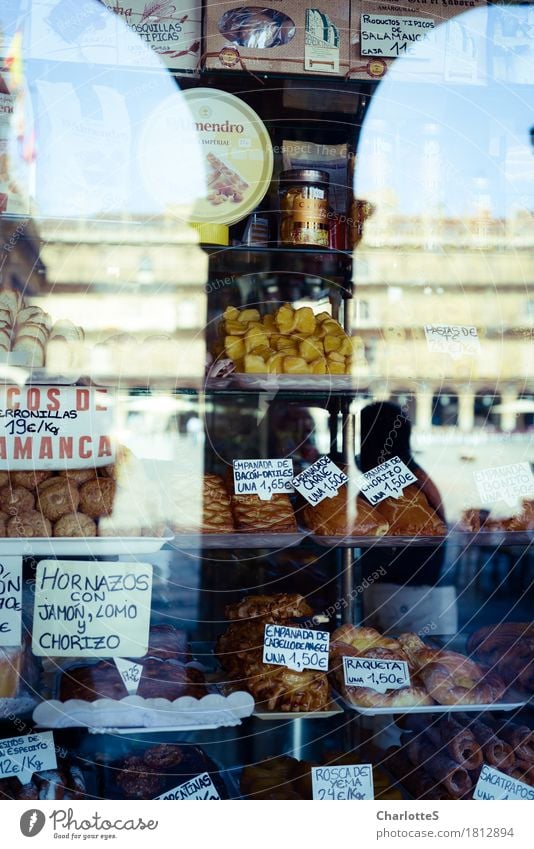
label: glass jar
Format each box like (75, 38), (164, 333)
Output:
(279, 169), (330, 247)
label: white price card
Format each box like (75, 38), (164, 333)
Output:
(360, 13), (435, 59)
(359, 456), (417, 506)
(312, 764), (374, 800)
(114, 657), (143, 695)
(424, 324), (480, 359)
(473, 765), (534, 800)
(343, 656), (410, 694)
(263, 623), (329, 672)
(233, 458), (293, 501)
(0, 731), (57, 785)
(32, 560), (153, 657)
(156, 773), (221, 800)
(0, 556), (22, 647)
(474, 462), (534, 509)
(0, 385), (115, 469)
(292, 456), (348, 506)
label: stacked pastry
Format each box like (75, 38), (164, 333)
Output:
(385, 713), (534, 798)
(467, 622), (534, 695)
(461, 500), (534, 533)
(329, 626), (506, 708)
(216, 593), (332, 712)
(225, 470), (297, 533)
(0, 289), (83, 369)
(0, 764), (86, 800)
(58, 625), (205, 702)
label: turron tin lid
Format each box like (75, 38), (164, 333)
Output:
(183, 88), (274, 226)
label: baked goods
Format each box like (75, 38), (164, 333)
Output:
(373, 485), (446, 536)
(467, 622), (534, 694)
(0, 483), (35, 514)
(144, 625), (191, 663)
(59, 659), (205, 702)
(302, 487), (389, 537)
(398, 632), (506, 705)
(37, 477), (80, 521)
(6, 511), (52, 537)
(213, 303), (364, 375)
(225, 593), (312, 622)
(330, 624), (400, 653)
(78, 477), (116, 519)
(231, 492), (297, 533)
(0, 766), (86, 800)
(10, 470), (54, 489)
(216, 593), (332, 712)
(0, 640), (37, 700)
(461, 500), (534, 533)
(53, 512), (97, 537)
(106, 744), (228, 800)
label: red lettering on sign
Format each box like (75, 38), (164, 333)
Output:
(76, 389), (90, 412)
(59, 437), (73, 459)
(14, 437), (32, 459)
(0, 437), (5, 459)
(39, 437), (53, 459)
(6, 387), (20, 409)
(47, 387), (61, 411)
(98, 435), (113, 458)
(27, 387), (41, 411)
(79, 436), (92, 459)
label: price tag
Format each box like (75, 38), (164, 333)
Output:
(263, 623), (329, 672)
(360, 13), (436, 59)
(156, 772), (221, 800)
(424, 325), (480, 359)
(0, 732), (57, 785)
(233, 458), (293, 501)
(343, 656), (410, 694)
(114, 658), (143, 695)
(292, 456), (348, 506)
(0, 386), (115, 470)
(473, 765), (534, 801)
(474, 462), (534, 509)
(359, 456), (417, 506)
(32, 560), (153, 657)
(312, 764), (374, 800)
(0, 556), (22, 647)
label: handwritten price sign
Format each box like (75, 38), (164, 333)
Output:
(156, 773), (221, 800)
(343, 656), (410, 694)
(0, 556), (22, 647)
(263, 624), (329, 672)
(0, 732), (57, 785)
(114, 658), (143, 694)
(359, 456), (417, 506)
(312, 764), (374, 800)
(233, 459), (293, 501)
(292, 456), (348, 506)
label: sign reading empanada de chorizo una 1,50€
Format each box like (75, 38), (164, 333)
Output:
(0, 385), (115, 470)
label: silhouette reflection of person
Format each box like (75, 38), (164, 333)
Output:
(358, 402), (457, 636)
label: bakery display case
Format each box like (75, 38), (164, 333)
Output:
(0, 0), (532, 803)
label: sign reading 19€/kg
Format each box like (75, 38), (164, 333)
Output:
(32, 561), (153, 657)
(0, 385), (114, 469)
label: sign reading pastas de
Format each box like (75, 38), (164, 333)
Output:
(156, 772), (221, 800)
(0, 556), (22, 647)
(424, 325), (480, 359)
(474, 462), (534, 509)
(473, 765), (534, 801)
(343, 656), (410, 694)
(292, 456), (348, 506)
(360, 13), (436, 58)
(0, 385), (115, 469)
(0, 731), (57, 785)
(233, 459), (293, 501)
(32, 561), (153, 657)
(263, 624), (329, 672)
(359, 456), (417, 506)
(312, 765), (374, 800)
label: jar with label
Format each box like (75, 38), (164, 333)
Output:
(279, 169), (330, 247)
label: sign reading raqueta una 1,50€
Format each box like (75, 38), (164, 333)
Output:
(0, 385), (115, 469)
(32, 561), (153, 657)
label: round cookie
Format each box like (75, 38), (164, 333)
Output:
(54, 512), (97, 537)
(6, 511), (52, 538)
(37, 477), (80, 522)
(10, 470), (54, 490)
(0, 484), (35, 515)
(59, 469), (97, 485)
(79, 478), (116, 518)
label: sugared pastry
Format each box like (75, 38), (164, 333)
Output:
(53, 512), (97, 537)
(373, 484), (446, 536)
(331, 624), (401, 652)
(241, 663), (330, 712)
(6, 511), (52, 538)
(0, 483), (35, 514)
(79, 477), (116, 518)
(10, 470), (54, 490)
(37, 477), (80, 521)
(302, 488), (389, 537)
(225, 593), (312, 622)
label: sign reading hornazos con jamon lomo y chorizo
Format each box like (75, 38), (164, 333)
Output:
(0, 386), (115, 469)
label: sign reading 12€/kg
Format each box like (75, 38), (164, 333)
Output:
(0, 731), (57, 784)
(32, 561), (153, 657)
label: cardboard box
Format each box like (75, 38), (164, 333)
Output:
(349, 1), (488, 84)
(203, 2), (350, 76)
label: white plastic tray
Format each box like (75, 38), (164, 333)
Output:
(253, 704), (343, 721)
(337, 695), (527, 717)
(206, 374), (359, 393)
(33, 691), (255, 730)
(169, 532), (307, 549)
(0, 536), (171, 556)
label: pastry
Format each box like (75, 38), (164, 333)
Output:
(59, 468), (97, 485)
(37, 477), (80, 521)
(398, 633), (505, 705)
(302, 490), (389, 537)
(0, 484), (35, 515)
(373, 485), (446, 535)
(6, 511), (52, 537)
(240, 662), (330, 712)
(0, 766), (86, 800)
(467, 622), (534, 694)
(111, 745), (227, 800)
(230, 492), (297, 533)
(143, 625), (191, 663)
(0, 510), (7, 536)
(225, 593), (312, 622)
(78, 477), (116, 518)
(200, 474), (235, 533)
(59, 659), (205, 702)
(0, 472), (8, 488)
(331, 624), (400, 652)
(10, 470), (54, 489)
(53, 512), (97, 537)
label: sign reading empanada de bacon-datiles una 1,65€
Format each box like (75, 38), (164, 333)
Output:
(0, 385), (115, 469)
